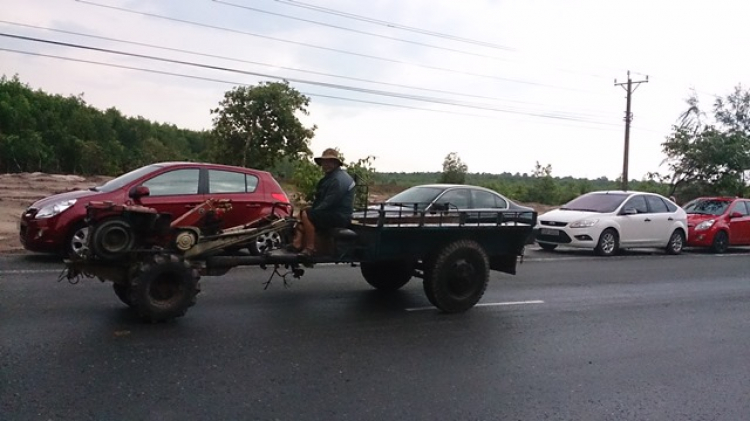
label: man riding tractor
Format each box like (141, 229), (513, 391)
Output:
(290, 148), (355, 257)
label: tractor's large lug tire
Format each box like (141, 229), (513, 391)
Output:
(112, 282), (134, 307)
(423, 240), (490, 313)
(128, 254), (201, 322)
(360, 260), (414, 292)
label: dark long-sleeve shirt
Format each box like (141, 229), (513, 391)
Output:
(310, 167), (355, 218)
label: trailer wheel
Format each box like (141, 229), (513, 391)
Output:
(112, 283), (134, 307)
(423, 240), (490, 313)
(129, 254), (201, 322)
(360, 260), (414, 291)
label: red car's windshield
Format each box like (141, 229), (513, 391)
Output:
(683, 199), (731, 216)
(92, 164), (163, 193)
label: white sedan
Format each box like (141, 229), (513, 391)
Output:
(534, 190), (687, 256)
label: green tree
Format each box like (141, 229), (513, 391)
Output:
(439, 152), (468, 184)
(345, 155), (377, 208)
(210, 82), (315, 170)
(290, 151), (376, 209)
(523, 161), (558, 204)
(654, 86), (750, 198)
(0, 74), (211, 175)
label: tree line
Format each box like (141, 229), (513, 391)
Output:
(0, 75), (210, 175)
(377, 158), (667, 206)
(2, 74), (748, 206)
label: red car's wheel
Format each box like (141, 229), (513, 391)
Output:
(711, 231), (729, 254)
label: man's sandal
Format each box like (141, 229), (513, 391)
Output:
(298, 248), (316, 258)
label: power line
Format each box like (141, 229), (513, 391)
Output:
(264, 0), (515, 51)
(73, 0), (604, 95)
(0, 32), (614, 123)
(212, 0), (515, 62)
(265, 0), (740, 92)
(212, 0), (624, 84)
(221, 1), (627, 83)
(0, 20), (614, 117)
(0, 46), (640, 134)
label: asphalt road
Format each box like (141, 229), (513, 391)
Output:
(1, 248), (749, 421)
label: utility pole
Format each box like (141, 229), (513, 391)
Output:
(614, 71), (648, 191)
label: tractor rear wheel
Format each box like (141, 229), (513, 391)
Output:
(112, 283), (134, 307)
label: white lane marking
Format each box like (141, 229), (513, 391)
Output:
(0, 269), (61, 275)
(406, 300), (545, 312)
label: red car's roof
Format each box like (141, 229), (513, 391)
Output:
(691, 196), (740, 201)
(155, 161), (272, 175)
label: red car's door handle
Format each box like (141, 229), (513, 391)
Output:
(246, 204), (262, 208)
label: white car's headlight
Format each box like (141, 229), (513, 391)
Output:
(36, 199), (77, 219)
(570, 219), (598, 228)
(695, 219), (715, 231)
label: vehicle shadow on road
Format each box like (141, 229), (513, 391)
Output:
(530, 245), (750, 259)
(683, 247), (750, 255)
(19, 253), (63, 264)
(529, 247), (658, 258)
(347, 288), (426, 314)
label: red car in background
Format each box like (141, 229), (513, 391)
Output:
(683, 197), (750, 253)
(19, 162), (290, 257)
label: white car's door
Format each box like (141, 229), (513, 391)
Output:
(644, 195), (675, 245)
(617, 195), (652, 246)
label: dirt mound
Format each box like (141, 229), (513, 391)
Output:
(0, 173), (111, 253)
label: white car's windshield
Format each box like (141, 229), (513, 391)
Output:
(560, 193), (629, 213)
(683, 199), (731, 216)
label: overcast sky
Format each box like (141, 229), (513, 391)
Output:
(1, 0), (748, 180)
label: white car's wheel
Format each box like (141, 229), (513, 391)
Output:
(595, 228), (619, 256)
(665, 229), (685, 255)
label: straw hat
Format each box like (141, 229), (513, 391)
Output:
(314, 148), (344, 166)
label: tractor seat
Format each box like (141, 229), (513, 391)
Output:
(331, 228), (357, 241)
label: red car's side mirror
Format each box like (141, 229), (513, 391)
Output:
(729, 211), (743, 219)
(129, 185), (150, 199)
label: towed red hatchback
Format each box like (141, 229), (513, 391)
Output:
(19, 162), (290, 257)
(683, 196), (750, 253)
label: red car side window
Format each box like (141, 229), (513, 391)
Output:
(142, 169), (200, 196)
(208, 170), (260, 193)
(731, 201), (750, 216)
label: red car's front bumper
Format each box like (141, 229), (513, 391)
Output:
(686, 229), (715, 247)
(19, 217), (66, 253)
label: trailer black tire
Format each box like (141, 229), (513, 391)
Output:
(423, 240), (490, 313)
(129, 254), (201, 322)
(112, 283), (134, 307)
(360, 260), (414, 291)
